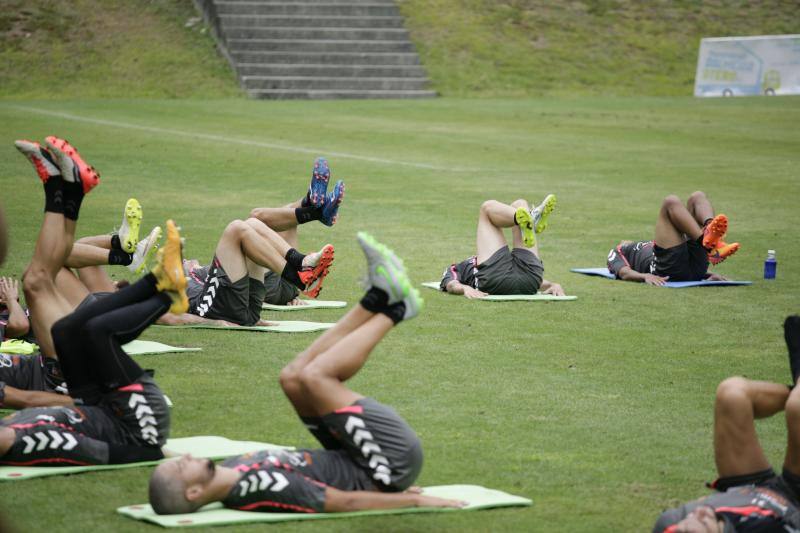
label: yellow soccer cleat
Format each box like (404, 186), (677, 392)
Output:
(151, 220), (188, 314)
(515, 207), (535, 248)
(532, 194), (557, 234)
(119, 198), (143, 253)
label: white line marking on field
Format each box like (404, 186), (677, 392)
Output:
(3, 104), (474, 172)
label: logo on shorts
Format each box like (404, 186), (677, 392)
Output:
(344, 416), (392, 487)
(20, 430), (78, 454)
(195, 268), (220, 317)
(128, 393), (159, 445)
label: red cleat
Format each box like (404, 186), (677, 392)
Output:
(44, 136), (100, 194)
(708, 241), (740, 266)
(298, 244), (335, 299)
(14, 140), (60, 183)
(702, 214), (727, 250)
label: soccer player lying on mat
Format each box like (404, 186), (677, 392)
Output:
(148, 233), (464, 514)
(607, 191), (739, 285)
(439, 195), (564, 298)
(160, 216), (334, 327)
(0, 220), (187, 464)
(653, 316), (800, 532)
(249, 157), (344, 307)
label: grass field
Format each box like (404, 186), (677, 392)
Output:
(0, 95), (798, 531)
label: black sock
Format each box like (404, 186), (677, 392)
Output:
(301, 192), (311, 208)
(108, 249), (133, 266)
(110, 234), (122, 251)
(281, 263), (304, 289)
(43, 179), (64, 214)
(284, 248), (306, 269)
(360, 287), (390, 313)
(381, 302), (406, 324)
(300, 416), (341, 450)
(62, 181), (84, 221)
(295, 206), (322, 224)
(786, 316), (800, 384)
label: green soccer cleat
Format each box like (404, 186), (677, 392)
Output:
(357, 231), (422, 317)
(119, 198), (143, 254)
(515, 207), (535, 247)
(531, 194), (557, 234)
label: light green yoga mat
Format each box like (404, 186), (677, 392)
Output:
(122, 340), (201, 356)
(0, 436), (291, 481)
(118, 484), (532, 527)
(262, 300), (347, 311)
(157, 321), (334, 333)
(421, 282), (577, 301)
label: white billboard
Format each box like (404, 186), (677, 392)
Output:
(694, 34), (800, 97)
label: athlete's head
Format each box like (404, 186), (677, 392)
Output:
(149, 454), (216, 514)
(182, 259), (201, 276)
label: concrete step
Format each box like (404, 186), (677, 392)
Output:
(222, 27), (409, 41)
(227, 38), (414, 53)
(219, 15), (403, 28)
(241, 75), (428, 90)
(231, 51), (420, 65)
(214, 2), (400, 17)
(248, 89), (436, 100)
(236, 63), (426, 78)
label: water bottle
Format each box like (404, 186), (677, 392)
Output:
(764, 250), (777, 279)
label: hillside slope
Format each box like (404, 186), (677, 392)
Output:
(400, 0), (800, 96)
(0, 0), (240, 99)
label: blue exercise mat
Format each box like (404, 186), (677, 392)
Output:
(570, 268), (752, 288)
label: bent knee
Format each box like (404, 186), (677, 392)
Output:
(715, 377), (749, 404)
(480, 200), (498, 214)
(661, 194), (682, 211)
(223, 219), (248, 238)
(510, 198), (528, 209)
(279, 364), (302, 393)
(298, 365), (326, 391)
(688, 190), (706, 203)
(22, 267), (53, 295)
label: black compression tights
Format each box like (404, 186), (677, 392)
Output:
(51, 273), (170, 404)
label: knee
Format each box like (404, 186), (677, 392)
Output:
(223, 219), (248, 240)
(480, 200), (497, 215)
(279, 362), (302, 395)
(661, 194), (682, 211)
(688, 190), (706, 204)
(510, 198), (528, 209)
(786, 389), (800, 419)
(22, 267), (52, 297)
(298, 364), (325, 393)
(249, 208), (262, 220)
(715, 377), (749, 407)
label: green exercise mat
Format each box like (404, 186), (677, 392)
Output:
(156, 321), (334, 333)
(122, 340), (201, 356)
(421, 282), (576, 301)
(262, 300), (347, 311)
(0, 436), (291, 481)
(118, 484), (532, 527)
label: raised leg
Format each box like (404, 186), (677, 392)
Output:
(654, 194), (703, 248)
(476, 200), (515, 264)
(713, 377), (789, 477)
(55, 268), (91, 308)
(686, 190), (714, 226)
(214, 219), (288, 283)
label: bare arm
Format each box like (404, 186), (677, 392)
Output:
(539, 279), (565, 296)
(2, 385), (74, 409)
(0, 278), (29, 337)
(156, 313), (234, 326)
(323, 487), (465, 513)
(616, 266), (668, 286)
(445, 280), (487, 299)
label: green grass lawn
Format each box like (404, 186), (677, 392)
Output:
(0, 95), (798, 531)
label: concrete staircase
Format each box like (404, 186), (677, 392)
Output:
(196, 0), (436, 99)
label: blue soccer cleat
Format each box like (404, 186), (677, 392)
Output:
(307, 157), (330, 208)
(321, 180), (345, 227)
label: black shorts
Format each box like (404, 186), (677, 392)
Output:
(263, 271), (299, 306)
(476, 247), (544, 294)
(1, 375), (168, 465)
(713, 468), (800, 504)
(653, 238), (709, 281)
(191, 256), (266, 326)
(322, 398), (423, 492)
